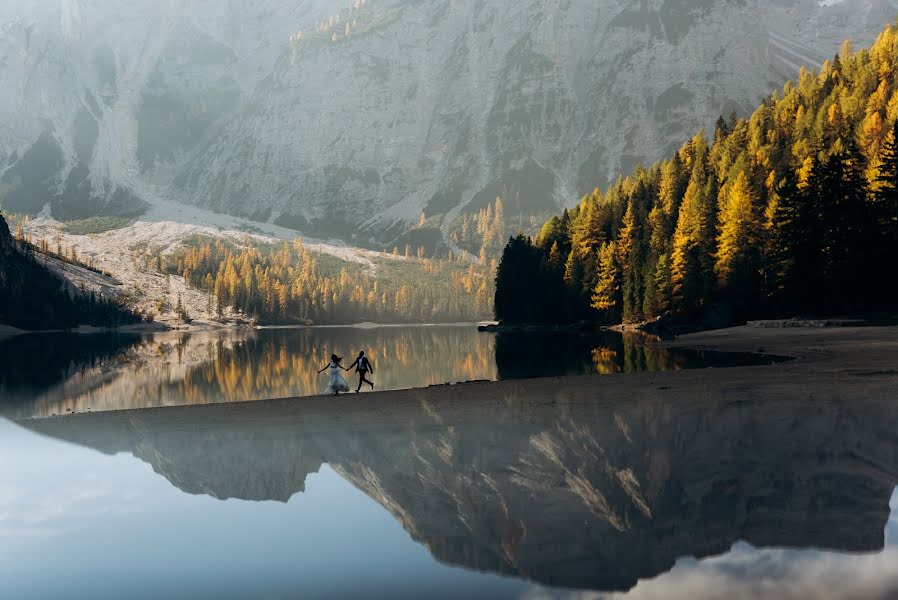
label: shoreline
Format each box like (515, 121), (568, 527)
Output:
(0, 320), (491, 339)
(21, 325), (898, 422)
(257, 321), (489, 331)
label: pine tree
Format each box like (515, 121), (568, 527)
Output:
(616, 201), (643, 322)
(495, 235), (533, 324)
(671, 182), (704, 315)
(875, 122), (898, 284)
(768, 169), (800, 312)
(872, 122), (898, 309)
(492, 197), (505, 253)
(547, 241), (562, 269)
(650, 253), (672, 316)
(537, 216), (564, 249)
(670, 216), (699, 316)
(715, 171), (762, 313)
(821, 137), (874, 312)
(591, 241), (621, 322)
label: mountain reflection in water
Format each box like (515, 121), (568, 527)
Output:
(20, 388), (898, 595)
(0, 326), (784, 418)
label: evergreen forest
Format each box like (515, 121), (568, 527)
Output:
(161, 237), (495, 325)
(496, 26), (898, 326)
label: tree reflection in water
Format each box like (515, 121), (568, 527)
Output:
(494, 331), (785, 379)
(2, 327), (496, 417)
(0, 332), (141, 401)
(2, 327), (786, 418)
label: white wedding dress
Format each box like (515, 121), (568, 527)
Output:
(326, 362), (350, 394)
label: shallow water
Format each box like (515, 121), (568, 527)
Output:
(0, 326), (785, 417)
(2, 391), (897, 600)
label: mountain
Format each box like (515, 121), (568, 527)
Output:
(21, 367), (898, 592)
(0, 1), (894, 246)
(0, 0), (333, 219)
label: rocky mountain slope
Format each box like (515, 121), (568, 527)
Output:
(0, 212), (139, 329)
(15, 200), (403, 330)
(0, 1), (894, 245)
(0, 0), (332, 218)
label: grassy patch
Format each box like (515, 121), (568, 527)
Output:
(62, 217), (136, 235)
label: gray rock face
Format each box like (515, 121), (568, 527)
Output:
(0, 0), (332, 218)
(0, 1), (893, 242)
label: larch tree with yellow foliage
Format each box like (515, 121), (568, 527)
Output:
(591, 241), (620, 321)
(715, 171), (763, 316)
(495, 21), (898, 325)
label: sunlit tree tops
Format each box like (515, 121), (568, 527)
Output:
(495, 22), (898, 325)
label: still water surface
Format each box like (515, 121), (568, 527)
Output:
(0, 325), (784, 417)
(2, 388), (897, 599)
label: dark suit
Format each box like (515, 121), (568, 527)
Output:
(354, 357), (374, 391)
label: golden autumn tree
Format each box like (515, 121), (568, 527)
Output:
(715, 171), (760, 287)
(591, 241), (620, 320)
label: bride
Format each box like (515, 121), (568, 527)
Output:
(318, 354), (350, 395)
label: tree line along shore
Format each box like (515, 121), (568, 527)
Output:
(495, 25), (898, 329)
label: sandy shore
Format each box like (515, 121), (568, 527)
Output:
(223, 324), (896, 414)
(658, 323), (898, 360)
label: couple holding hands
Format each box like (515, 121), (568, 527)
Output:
(319, 351), (375, 395)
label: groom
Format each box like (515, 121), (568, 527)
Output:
(353, 351), (375, 392)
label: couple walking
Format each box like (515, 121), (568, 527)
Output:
(319, 351), (375, 395)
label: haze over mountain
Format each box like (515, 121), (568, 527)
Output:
(0, 0), (894, 246)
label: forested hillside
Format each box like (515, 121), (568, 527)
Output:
(0, 213), (140, 330)
(162, 238), (494, 325)
(496, 25), (898, 326)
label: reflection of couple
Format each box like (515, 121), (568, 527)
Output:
(318, 351), (375, 395)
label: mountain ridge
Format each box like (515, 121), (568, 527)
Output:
(0, 1), (894, 248)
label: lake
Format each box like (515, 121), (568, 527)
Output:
(2, 382), (897, 599)
(0, 325), (785, 418)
